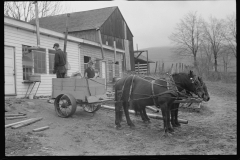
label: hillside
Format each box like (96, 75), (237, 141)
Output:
(139, 46), (236, 73)
(140, 46), (192, 72)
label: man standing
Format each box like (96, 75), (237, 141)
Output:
(84, 60), (95, 78)
(53, 43), (66, 78)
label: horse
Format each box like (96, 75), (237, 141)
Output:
(170, 72), (210, 127)
(114, 72), (202, 134)
(130, 70), (207, 126)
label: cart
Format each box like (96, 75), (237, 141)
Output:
(52, 77), (114, 118)
(52, 76), (202, 121)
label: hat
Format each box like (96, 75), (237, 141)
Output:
(53, 43), (59, 48)
(88, 60), (94, 65)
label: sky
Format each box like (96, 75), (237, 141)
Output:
(63, 1), (236, 49)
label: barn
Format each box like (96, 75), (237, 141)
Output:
(4, 6), (134, 98)
(29, 6), (135, 73)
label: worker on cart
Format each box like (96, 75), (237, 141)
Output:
(84, 60), (95, 79)
(53, 43), (66, 78)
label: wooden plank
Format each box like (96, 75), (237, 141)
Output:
(75, 78), (87, 87)
(52, 78), (62, 86)
(5, 113), (26, 117)
(87, 96), (100, 103)
(75, 86), (88, 91)
(135, 64), (147, 66)
(11, 117), (43, 129)
(89, 87), (96, 95)
(95, 86), (106, 95)
(53, 86), (62, 90)
(62, 78), (75, 87)
(62, 86), (75, 91)
(33, 126), (49, 132)
(6, 116), (27, 120)
(5, 118), (35, 128)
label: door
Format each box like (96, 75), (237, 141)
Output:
(101, 61), (106, 87)
(5, 46), (16, 95)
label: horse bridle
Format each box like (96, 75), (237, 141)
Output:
(190, 76), (203, 95)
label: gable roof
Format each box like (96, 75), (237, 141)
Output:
(29, 6), (117, 33)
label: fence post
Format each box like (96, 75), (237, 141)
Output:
(170, 63), (174, 74)
(155, 61), (158, 73)
(138, 62), (140, 74)
(175, 63), (178, 73)
(158, 61), (161, 73)
(162, 62), (164, 73)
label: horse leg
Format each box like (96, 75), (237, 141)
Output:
(166, 102), (174, 133)
(174, 103), (181, 127)
(171, 103), (177, 127)
(142, 107), (151, 123)
(160, 106), (167, 133)
(123, 101), (135, 128)
(115, 101), (123, 130)
(139, 107), (147, 122)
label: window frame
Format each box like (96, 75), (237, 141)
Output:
(48, 49), (55, 74)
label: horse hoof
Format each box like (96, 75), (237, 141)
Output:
(166, 127), (174, 133)
(115, 125), (122, 130)
(129, 124), (135, 129)
(175, 123), (181, 127)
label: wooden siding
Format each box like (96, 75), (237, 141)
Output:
(100, 8), (124, 39)
(128, 40), (135, 71)
(80, 43), (123, 82)
(68, 30), (98, 43)
(4, 25), (80, 98)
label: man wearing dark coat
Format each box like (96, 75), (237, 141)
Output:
(53, 43), (66, 78)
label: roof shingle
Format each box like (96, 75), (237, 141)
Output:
(29, 6), (117, 33)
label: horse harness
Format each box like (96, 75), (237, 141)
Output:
(126, 75), (180, 104)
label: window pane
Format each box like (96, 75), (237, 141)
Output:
(34, 67), (38, 73)
(43, 52), (46, 61)
(34, 52), (37, 59)
(38, 61), (41, 68)
(42, 61), (45, 68)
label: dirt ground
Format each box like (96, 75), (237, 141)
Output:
(5, 80), (236, 156)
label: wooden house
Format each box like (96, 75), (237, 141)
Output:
(4, 15), (125, 97)
(29, 6), (135, 76)
(4, 6), (135, 98)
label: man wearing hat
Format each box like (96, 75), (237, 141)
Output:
(53, 43), (66, 78)
(84, 60), (95, 79)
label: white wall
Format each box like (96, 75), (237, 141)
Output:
(4, 25), (80, 97)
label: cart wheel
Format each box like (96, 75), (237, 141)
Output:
(83, 104), (101, 113)
(54, 93), (77, 118)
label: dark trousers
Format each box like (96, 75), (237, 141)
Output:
(56, 65), (66, 78)
(57, 72), (65, 78)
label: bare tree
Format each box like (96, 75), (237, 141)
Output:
(201, 16), (226, 72)
(198, 39), (214, 74)
(169, 11), (203, 70)
(219, 44), (234, 73)
(4, 1), (66, 22)
(223, 13), (236, 59)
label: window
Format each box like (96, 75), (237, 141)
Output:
(94, 60), (100, 73)
(115, 62), (120, 77)
(108, 60), (113, 82)
(84, 56), (91, 71)
(22, 45), (33, 80)
(33, 49), (46, 74)
(48, 49), (55, 74)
